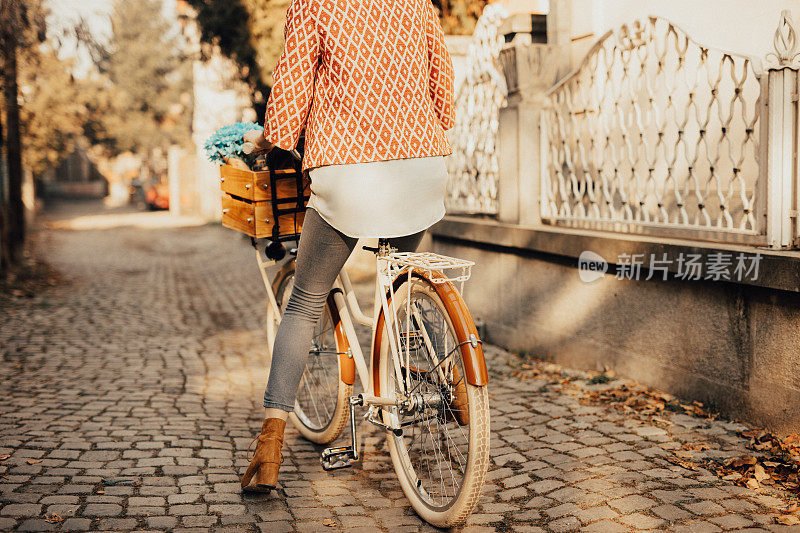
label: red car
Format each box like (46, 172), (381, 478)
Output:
(145, 181), (169, 210)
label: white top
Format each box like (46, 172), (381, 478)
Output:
(307, 156), (448, 238)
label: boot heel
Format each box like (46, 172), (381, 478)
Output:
(255, 462), (279, 489)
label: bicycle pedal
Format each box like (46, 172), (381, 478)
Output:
(320, 446), (356, 471)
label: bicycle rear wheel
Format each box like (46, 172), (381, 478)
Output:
(268, 261), (351, 444)
(376, 274), (490, 528)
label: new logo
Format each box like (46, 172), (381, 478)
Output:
(578, 250), (608, 283)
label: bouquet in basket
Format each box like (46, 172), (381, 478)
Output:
(203, 122), (266, 171)
(204, 122), (309, 241)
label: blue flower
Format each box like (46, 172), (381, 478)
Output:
(203, 122), (264, 167)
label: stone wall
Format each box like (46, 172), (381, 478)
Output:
(430, 219), (800, 434)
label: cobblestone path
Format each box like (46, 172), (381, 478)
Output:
(1, 201), (797, 532)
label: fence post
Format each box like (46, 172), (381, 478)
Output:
(497, 94), (521, 223)
(765, 10), (800, 248)
(516, 91), (545, 226)
(496, 42), (561, 226)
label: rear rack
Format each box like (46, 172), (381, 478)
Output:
(383, 251), (474, 292)
(377, 250), (475, 403)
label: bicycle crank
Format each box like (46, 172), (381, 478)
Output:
(320, 393), (409, 470)
(320, 396), (361, 471)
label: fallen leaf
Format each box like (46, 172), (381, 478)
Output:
(0, 454), (10, 461)
(652, 416), (673, 426)
(322, 519), (336, 527)
(44, 514), (62, 524)
(728, 455), (757, 468)
(775, 514), (800, 525)
(745, 478), (760, 490)
(754, 464), (770, 482)
(683, 442), (711, 452)
(26, 459), (43, 464)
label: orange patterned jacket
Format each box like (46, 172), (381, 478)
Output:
(263, 0), (455, 171)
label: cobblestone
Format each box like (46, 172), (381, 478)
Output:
(0, 201), (797, 532)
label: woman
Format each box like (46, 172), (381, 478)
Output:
(240, 0), (455, 492)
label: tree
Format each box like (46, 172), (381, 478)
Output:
(99, 0), (192, 155)
(184, 0), (289, 121)
(0, 0), (45, 272)
(434, 0), (488, 35)
(16, 46), (92, 178)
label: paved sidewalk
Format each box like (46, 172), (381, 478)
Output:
(0, 201), (797, 532)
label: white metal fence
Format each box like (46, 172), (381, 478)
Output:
(541, 17), (766, 243)
(539, 13), (800, 247)
(444, 3), (507, 215)
(445, 7), (800, 249)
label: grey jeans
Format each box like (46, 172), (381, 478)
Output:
(263, 207), (425, 410)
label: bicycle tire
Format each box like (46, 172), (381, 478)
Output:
(267, 261), (352, 444)
(376, 273), (490, 528)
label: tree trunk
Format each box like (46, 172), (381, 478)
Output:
(0, 106), (9, 275)
(2, 37), (24, 264)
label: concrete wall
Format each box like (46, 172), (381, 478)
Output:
(431, 228), (800, 434)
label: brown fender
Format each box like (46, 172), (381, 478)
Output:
(429, 274), (489, 386)
(372, 271), (488, 395)
(328, 291), (355, 386)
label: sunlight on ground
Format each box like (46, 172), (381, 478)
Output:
(45, 210), (209, 231)
(193, 330), (272, 399)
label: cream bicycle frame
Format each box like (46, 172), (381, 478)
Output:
(255, 242), (475, 416)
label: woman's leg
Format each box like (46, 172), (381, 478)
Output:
(262, 212), (428, 417)
(263, 208), (358, 416)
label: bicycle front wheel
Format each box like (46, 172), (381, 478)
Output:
(268, 261), (352, 444)
(377, 274), (490, 528)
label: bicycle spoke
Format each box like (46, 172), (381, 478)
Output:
(301, 370), (322, 422)
(388, 284), (472, 509)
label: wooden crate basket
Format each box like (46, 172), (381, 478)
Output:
(220, 163), (310, 240)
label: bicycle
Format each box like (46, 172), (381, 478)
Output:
(248, 157), (490, 529)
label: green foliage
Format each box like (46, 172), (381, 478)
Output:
(588, 374), (616, 385)
(434, 0), (488, 35)
(99, 0), (192, 153)
(185, 0), (287, 107)
(243, 0), (292, 88)
(16, 46), (91, 177)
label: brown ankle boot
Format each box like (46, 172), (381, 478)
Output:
(241, 418), (286, 492)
